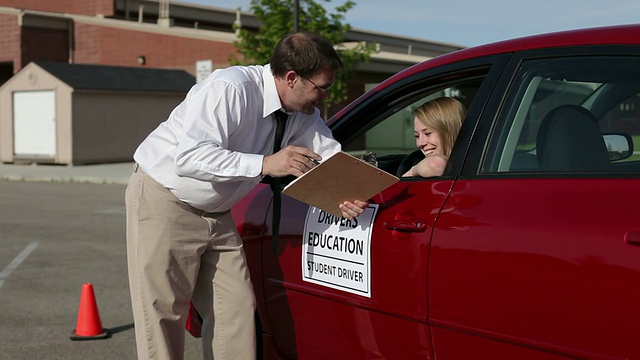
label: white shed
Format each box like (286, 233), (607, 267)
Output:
(0, 61), (195, 165)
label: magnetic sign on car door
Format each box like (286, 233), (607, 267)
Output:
(301, 204), (379, 297)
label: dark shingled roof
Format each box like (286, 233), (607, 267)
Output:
(34, 61), (196, 93)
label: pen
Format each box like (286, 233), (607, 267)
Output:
(307, 156), (321, 166)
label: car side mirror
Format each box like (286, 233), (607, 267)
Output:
(604, 133), (634, 161)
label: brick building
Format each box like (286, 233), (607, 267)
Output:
(0, 0), (464, 164)
(0, 0), (464, 88)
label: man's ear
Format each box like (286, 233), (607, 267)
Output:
(285, 70), (298, 88)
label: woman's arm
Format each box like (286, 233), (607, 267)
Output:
(402, 155), (448, 178)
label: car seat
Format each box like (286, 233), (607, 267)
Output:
(536, 104), (610, 171)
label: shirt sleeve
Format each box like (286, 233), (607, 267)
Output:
(288, 113), (342, 160)
(173, 80), (264, 183)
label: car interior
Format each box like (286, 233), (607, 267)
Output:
(488, 56), (640, 174)
(340, 77), (486, 178)
(288, 55), (640, 182)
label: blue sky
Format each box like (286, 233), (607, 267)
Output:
(179, 0), (639, 47)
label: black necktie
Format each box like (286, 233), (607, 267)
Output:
(271, 110), (288, 255)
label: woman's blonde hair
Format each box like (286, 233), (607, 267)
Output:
(414, 97), (466, 157)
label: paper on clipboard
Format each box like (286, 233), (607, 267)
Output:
(282, 151), (399, 217)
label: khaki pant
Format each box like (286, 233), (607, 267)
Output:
(125, 165), (256, 360)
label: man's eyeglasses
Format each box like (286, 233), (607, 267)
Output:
(302, 76), (333, 93)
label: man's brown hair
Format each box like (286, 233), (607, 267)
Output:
(270, 31), (343, 78)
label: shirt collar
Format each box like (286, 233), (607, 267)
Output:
(262, 63), (288, 118)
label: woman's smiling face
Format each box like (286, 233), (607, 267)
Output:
(414, 117), (444, 156)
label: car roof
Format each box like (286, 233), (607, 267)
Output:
(330, 24), (640, 123)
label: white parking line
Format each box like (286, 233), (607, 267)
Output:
(0, 241), (40, 289)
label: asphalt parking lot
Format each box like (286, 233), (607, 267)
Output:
(0, 179), (202, 359)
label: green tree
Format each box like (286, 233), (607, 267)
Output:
(230, 0), (374, 116)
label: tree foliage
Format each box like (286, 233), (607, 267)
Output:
(230, 0), (374, 111)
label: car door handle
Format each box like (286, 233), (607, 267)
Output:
(384, 219), (428, 232)
(624, 230), (640, 246)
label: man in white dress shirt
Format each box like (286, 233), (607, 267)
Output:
(125, 31), (368, 360)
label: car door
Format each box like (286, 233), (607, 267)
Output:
(429, 48), (640, 359)
(260, 56), (507, 359)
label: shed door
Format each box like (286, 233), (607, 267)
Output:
(13, 90), (56, 158)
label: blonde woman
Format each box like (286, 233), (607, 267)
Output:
(402, 97), (466, 177)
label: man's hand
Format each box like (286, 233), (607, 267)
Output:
(339, 200), (369, 220)
(262, 145), (321, 178)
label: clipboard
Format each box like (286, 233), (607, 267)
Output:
(282, 151), (399, 217)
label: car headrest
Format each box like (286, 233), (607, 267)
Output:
(536, 105), (610, 171)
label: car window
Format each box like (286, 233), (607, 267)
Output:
(342, 77), (485, 176)
(484, 56), (640, 174)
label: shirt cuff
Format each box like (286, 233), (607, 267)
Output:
(241, 153), (264, 178)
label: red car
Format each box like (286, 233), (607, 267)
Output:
(232, 24), (640, 359)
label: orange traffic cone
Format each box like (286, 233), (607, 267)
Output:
(70, 283), (110, 340)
